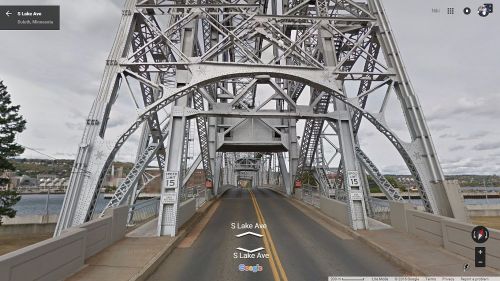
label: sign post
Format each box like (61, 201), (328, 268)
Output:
(345, 170), (368, 229)
(157, 171), (180, 236)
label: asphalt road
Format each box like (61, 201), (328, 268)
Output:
(146, 187), (405, 281)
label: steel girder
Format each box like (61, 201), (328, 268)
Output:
(131, 15), (167, 169)
(314, 0), (368, 229)
(267, 154), (273, 185)
(192, 91), (213, 180)
(100, 117), (171, 216)
(296, 91), (330, 175)
(295, 25), (373, 183)
(277, 152), (291, 194)
(355, 147), (403, 201)
(124, 13), (172, 218)
(369, 0), (450, 214)
(313, 138), (334, 196)
(122, 61), (440, 212)
(100, 143), (159, 215)
(54, 0), (138, 236)
(332, 36), (380, 198)
(55, 0), (457, 236)
(182, 154), (202, 187)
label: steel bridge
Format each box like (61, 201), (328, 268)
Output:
(54, 0), (468, 237)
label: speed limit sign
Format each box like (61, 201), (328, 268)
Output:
(164, 171), (179, 189)
(347, 171), (360, 187)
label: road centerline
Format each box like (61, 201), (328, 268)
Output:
(249, 189), (281, 281)
(250, 189), (289, 281)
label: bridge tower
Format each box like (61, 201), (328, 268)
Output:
(55, 0), (466, 236)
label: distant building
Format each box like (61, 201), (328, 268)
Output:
(37, 174), (57, 184)
(37, 174), (68, 190)
(13, 175), (37, 190)
(186, 169), (206, 187)
(142, 168), (161, 194)
(104, 164), (126, 187)
(0, 171), (18, 190)
(326, 171), (339, 186)
(395, 175), (417, 191)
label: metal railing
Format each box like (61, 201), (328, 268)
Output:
(369, 197), (391, 224)
(302, 184), (320, 208)
(128, 197), (160, 226)
(180, 185), (208, 209)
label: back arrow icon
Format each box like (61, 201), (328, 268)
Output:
(6, 11), (12, 17)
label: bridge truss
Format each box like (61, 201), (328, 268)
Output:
(55, 0), (464, 235)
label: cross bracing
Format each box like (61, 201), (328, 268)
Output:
(54, 0), (464, 236)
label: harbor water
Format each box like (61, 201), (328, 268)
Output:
(12, 187), (500, 216)
(13, 194), (109, 216)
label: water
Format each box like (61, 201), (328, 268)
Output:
(465, 198), (500, 205)
(461, 186), (500, 192)
(404, 198), (500, 206)
(397, 186), (500, 206)
(12, 194), (156, 216)
(13, 194), (109, 216)
(11, 186), (500, 216)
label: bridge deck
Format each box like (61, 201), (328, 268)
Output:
(68, 188), (500, 281)
(146, 188), (404, 280)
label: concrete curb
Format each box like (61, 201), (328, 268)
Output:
(265, 187), (425, 275)
(129, 198), (219, 281)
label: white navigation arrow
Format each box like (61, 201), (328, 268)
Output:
(6, 11), (12, 17)
(236, 247), (265, 253)
(235, 231), (263, 238)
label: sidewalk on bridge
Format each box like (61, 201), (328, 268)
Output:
(67, 223), (173, 281)
(355, 228), (499, 276)
(285, 192), (500, 276)
(67, 199), (217, 281)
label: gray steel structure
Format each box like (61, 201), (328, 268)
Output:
(55, 0), (463, 235)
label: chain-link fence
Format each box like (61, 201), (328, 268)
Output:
(302, 184), (320, 208)
(128, 197), (160, 226)
(180, 185), (208, 209)
(369, 197), (391, 224)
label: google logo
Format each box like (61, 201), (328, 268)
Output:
(239, 264), (263, 273)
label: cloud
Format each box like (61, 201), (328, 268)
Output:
(439, 133), (459, 139)
(441, 156), (500, 175)
(473, 142), (500, 151)
(426, 94), (500, 121)
(64, 121), (85, 131)
(428, 123), (451, 131)
(381, 164), (410, 175)
(457, 131), (490, 141)
(54, 152), (77, 158)
(448, 145), (465, 152)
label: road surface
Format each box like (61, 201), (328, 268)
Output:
(147, 187), (405, 281)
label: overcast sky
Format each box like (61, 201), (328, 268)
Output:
(1, 0), (499, 175)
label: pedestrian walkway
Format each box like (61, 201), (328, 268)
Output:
(67, 219), (174, 281)
(289, 195), (500, 276)
(67, 196), (218, 281)
(357, 228), (499, 276)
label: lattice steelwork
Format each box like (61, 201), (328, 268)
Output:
(55, 0), (463, 235)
